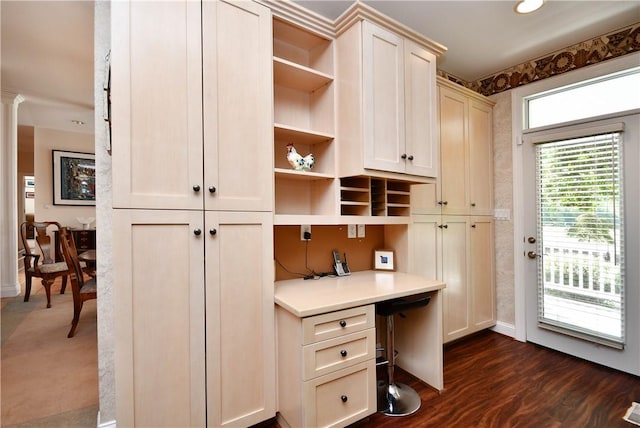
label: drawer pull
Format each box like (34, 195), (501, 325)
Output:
(340, 395), (348, 403)
(339, 320), (347, 328)
(340, 349), (347, 357)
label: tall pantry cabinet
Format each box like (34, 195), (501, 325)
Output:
(410, 77), (496, 344)
(111, 1), (275, 427)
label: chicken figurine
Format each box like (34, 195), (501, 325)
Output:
(286, 144), (315, 171)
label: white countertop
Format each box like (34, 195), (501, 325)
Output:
(274, 270), (445, 317)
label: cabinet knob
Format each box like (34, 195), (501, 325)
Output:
(471, 202), (476, 207)
(339, 320), (347, 328)
(408, 155), (414, 161)
(401, 153), (407, 160)
(193, 184), (201, 192)
(194, 228), (202, 236)
(340, 350), (347, 357)
(209, 228), (217, 236)
(471, 224), (477, 228)
(438, 224), (449, 229)
(341, 395), (348, 403)
(209, 186), (216, 193)
(438, 201), (448, 206)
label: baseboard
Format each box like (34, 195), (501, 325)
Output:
(97, 412), (116, 428)
(491, 321), (516, 338)
(1, 282), (21, 298)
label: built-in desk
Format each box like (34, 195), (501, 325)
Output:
(275, 271), (445, 427)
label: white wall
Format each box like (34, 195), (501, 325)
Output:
(34, 127), (96, 228)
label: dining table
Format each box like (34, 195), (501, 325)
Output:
(78, 250), (97, 277)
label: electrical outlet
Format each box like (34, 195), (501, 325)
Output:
(357, 224), (365, 238)
(300, 224), (311, 240)
(347, 224), (357, 238)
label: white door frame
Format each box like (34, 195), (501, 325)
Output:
(511, 52), (640, 343)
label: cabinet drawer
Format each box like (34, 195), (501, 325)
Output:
(303, 329), (375, 381)
(302, 305), (374, 345)
(303, 360), (376, 428)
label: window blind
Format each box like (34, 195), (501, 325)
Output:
(535, 132), (625, 348)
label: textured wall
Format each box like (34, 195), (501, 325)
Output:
(94, 1), (115, 426)
(490, 91), (515, 327)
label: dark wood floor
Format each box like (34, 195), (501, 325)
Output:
(352, 330), (640, 427)
(263, 330), (640, 428)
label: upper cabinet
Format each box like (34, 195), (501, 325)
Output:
(111, 1), (203, 211)
(439, 79), (494, 216)
(112, 0), (273, 212)
(412, 77), (495, 216)
(336, 12), (442, 181)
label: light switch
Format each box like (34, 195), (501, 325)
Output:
(357, 224), (365, 238)
(347, 224), (357, 238)
(494, 209), (511, 221)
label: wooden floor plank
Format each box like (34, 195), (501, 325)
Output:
(348, 330), (640, 428)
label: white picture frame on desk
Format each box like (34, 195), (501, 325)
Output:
(374, 249), (395, 271)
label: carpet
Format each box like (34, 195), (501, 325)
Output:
(1, 277), (99, 427)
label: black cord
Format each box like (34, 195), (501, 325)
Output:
(304, 239), (319, 277)
(275, 257), (307, 278)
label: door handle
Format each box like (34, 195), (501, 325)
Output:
(527, 251), (538, 259)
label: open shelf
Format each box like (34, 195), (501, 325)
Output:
(273, 16), (336, 218)
(274, 168), (334, 180)
(274, 57), (333, 93)
(274, 123), (333, 145)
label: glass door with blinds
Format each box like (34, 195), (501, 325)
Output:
(522, 114), (640, 374)
(536, 131), (624, 347)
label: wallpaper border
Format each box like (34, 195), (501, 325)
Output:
(438, 23), (640, 96)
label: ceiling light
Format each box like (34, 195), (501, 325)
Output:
(515, 0), (544, 14)
(71, 119), (85, 125)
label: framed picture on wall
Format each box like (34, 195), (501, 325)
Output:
(52, 150), (96, 206)
(374, 249), (396, 271)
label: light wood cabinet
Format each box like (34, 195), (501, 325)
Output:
(336, 19), (438, 180)
(112, 1), (275, 426)
(112, 0), (273, 213)
(438, 78), (494, 216)
(205, 211), (275, 427)
(410, 215), (495, 343)
(113, 209), (207, 427)
(276, 305), (377, 428)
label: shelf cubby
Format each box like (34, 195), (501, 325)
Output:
(275, 176), (336, 216)
(273, 18), (333, 75)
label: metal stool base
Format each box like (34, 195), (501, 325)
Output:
(379, 382), (421, 416)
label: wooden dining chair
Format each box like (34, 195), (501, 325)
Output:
(59, 227), (97, 338)
(20, 221), (70, 308)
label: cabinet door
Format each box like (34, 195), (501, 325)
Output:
(113, 209), (206, 427)
(362, 21), (405, 174)
(404, 40), (438, 178)
(202, 1), (273, 212)
(205, 211), (275, 427)
(469, 100), (494, 216)
(441, 216), (470, 343)
(409, 215), (441, 279)
(470, 217), (496, 329)
(439, 86), (469, 215)
(111, 1), (203, 210)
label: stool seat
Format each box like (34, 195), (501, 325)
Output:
(376, 294), (431, 417)
(376, 295), (431, 317)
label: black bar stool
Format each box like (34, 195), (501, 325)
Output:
(376, 295), (431, 416)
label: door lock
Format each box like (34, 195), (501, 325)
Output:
(528, 236), (536, 244)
